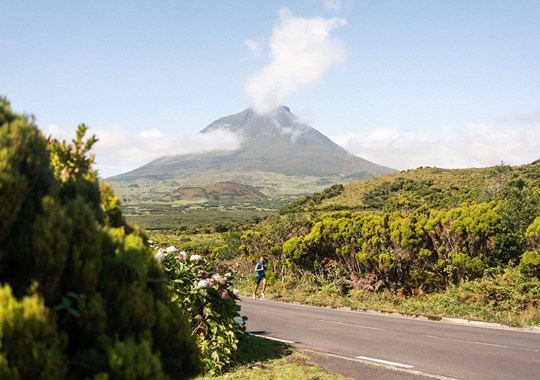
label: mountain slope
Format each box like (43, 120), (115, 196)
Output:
(281, 160), (540, 213)
(108, 106), (396, 199)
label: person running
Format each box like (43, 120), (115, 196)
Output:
(252, 256), (267, 299)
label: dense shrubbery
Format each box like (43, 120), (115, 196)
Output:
(280, 184), (344, 214)
(240, 185), (540, 298)
(0, 98), (200, 379)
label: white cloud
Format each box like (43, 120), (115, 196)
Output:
(41, 124), (243, 178)
(244, 38), (263, 57)
(320, 0), (343, 12)
(332, 120), (540, 170)
(139, 128), (162, 138)
(245, 8), (346, 114)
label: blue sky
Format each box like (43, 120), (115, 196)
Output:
(2, 1), (539, 177)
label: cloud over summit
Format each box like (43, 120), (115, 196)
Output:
(245, 8), (346, 114)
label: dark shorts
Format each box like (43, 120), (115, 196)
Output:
(255, 276), (265, 284)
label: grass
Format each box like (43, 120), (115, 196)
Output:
(196, 334), (343, 380)
(233, 268), (540, 328)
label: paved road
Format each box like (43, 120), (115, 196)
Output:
(240, 298), (540, 380)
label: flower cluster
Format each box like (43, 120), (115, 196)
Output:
(158, 246), (246, 374)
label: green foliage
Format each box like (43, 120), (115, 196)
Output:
(241, 214), (312, 282)
(0, 98), (56, 296)
(521, 251), (540, 277)
(308, 162), (540, 213)
(522, 216), (540, 277)
(122, 201), (279, 231)
(161, 252), (245, 374)
(280, 184), (344, 214)
(103, 337), (166, 380)
(494, 179), (540, 265)
(240, 198), (540, 295)
(0, 284), (66, 380)
(0, 99), (200, 379)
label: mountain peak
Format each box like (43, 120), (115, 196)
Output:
(200, 105), (297, 135)
(108, 106), (396, 197)
(278, 105), (291, 113)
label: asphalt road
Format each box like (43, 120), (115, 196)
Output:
(240, 297), (540, 380)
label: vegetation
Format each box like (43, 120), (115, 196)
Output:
(123, 202), (277, 231)
(159, 250), (245, 374)
(196, 335), (343, 380)
(142, 158), (540, 328)
(281, 163), (540, 213)
(280, 184), (345, 214)
(4, 94), (539, 379)
(0, 98), (201, 379)
(230, 160), (540, 326)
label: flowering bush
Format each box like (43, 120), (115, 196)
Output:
(160, 249), (246, 374)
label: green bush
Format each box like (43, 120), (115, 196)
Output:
(0, 97), (200, 379)
(0, 284), (66, 380)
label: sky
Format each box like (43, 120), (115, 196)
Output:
(1, 0), (539, 178)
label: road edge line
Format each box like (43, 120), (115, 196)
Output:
(300, 348), (458, 380)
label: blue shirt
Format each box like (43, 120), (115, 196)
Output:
(255, 262), (266, 277)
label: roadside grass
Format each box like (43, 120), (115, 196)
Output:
(196, 334), (343, 379)
(235, 267), (540, 327)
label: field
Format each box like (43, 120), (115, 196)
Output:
(121, 198), (286, 230)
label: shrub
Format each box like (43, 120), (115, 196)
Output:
(0, 98), (200, 379)
(160, 250), (246, 374)
(0, 284), (66, 380)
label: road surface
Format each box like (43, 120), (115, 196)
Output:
(240, 297), (540, 379)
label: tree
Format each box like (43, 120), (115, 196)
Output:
(0, 98), (200, 379)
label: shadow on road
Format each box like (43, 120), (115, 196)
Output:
(236, 332), (293, 365)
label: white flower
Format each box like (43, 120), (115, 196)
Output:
(147, 239), (153, 244)
(234, 316), (244, 326)
(190, 254), (202, 263)
(165, 246), (178, 253)
(232, 289), (239, 296)
(224, 272), (232, 278)
(211, 273), (220, 280)
(198, 280), (209, 288)
(154, 252), (165, 261)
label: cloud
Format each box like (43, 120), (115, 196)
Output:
(245, 8), (346, 114)
(139, 128), (162, 138)
(244, 38), (263, 57)
(332, 119), (540, 170)
(41, 124), (243, 178)
(320, 0), (343, 12)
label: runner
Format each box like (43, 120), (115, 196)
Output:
(252, 256), (267, 299)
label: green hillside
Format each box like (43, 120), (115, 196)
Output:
(282, 160), (540, 213)
(229, 159), (540, 326)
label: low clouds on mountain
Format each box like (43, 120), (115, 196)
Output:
(42, 124), (243, 178)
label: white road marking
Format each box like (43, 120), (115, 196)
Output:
(356, 355), (414, 369)
(422, 334), (539, 353)
(318, 319), (387, 331)
(262, 310), (387, 331)
(249, 333), (297, 344)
